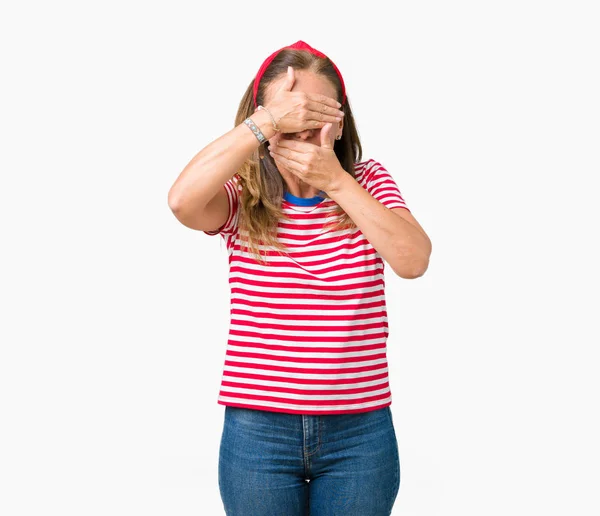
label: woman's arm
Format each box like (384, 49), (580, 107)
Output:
(327, 173), (432, 279)
(168, 109), (276, 231)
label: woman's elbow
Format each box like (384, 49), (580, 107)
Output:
(392, 251), (430, 279)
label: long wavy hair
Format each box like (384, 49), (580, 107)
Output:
(235, 49), (363, 264)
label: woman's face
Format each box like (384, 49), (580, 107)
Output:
(263, 69), (343, 148)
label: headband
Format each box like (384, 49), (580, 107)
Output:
(252, 40), (346, 108)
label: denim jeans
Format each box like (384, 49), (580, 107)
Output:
(218, 405), (400, 515)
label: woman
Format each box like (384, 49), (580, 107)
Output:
(168, 40), (432, 516)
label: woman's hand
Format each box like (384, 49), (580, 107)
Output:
(264, 67), (345, 134)
(268, 122), (346, 194)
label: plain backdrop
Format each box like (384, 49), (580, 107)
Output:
(1, 1), (599, 515)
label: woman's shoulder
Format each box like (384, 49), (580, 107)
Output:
(353, 158), (380, 184)
(354, 158), (376, 169)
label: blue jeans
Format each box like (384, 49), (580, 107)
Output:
(218, 405), (400, 515)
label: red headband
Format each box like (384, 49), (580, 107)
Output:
(252, 40), (346, 108)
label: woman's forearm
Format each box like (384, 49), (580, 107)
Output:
(327, 171), (431, 279)
(168, 109), (276, 214)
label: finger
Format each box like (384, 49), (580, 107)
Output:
(277, 66), (296, 93)
(320, 122), (335, 150)
(307, 93), (342, 109)
(305, 112), (342, 126)
(270, 147), (303, 166)
(274, 139), (312, 153)
(285, 118), (328, 132)
(306, 100), (345, 121)
(302, 119), (328, 130)
(271, 152), (301, 176)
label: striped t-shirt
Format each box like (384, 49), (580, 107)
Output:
(203, 158), (410, 415)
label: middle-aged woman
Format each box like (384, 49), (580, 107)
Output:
(168, 40), (432, 515)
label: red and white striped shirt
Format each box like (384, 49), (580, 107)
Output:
(204, 158), (410, 415)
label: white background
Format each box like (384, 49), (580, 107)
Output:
(1, 1), (599, 514)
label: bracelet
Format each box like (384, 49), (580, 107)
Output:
(257, 105), (280, 132)
(243, 117), (266, 143)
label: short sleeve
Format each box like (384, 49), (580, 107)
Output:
(361, 159), (410, 212)
(203, 175), (241, 238)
